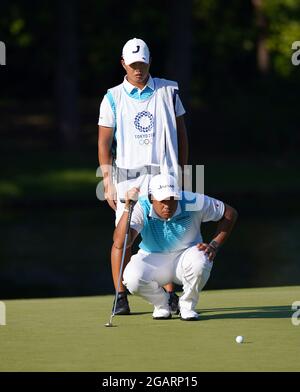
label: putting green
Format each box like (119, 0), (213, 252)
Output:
(0, 286), (299, 371)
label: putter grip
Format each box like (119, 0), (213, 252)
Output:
(125, 201), (134, 234)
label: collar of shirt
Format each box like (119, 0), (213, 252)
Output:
(123, 75), (154, 99)
(149, 202), (182, 222)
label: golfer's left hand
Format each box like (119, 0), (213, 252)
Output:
(197, 243), (217, 261)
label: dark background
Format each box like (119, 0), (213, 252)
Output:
(1, 0), (300, 299)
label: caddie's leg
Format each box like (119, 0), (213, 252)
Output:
(123, 251), (173, 319)
(111, 244), (131, 293)
(175, 245), (213, 320)
(164, 282), (179, 314)
(110, 244), (131, 315)
(110, 201), (132, 315)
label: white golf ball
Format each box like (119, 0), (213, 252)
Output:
(235, 335), (244, 344)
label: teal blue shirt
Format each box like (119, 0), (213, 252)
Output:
(131, 192), (225, 254)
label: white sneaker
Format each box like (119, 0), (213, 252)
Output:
(180, 308), (200, 321)
(152, 306), (171, 320)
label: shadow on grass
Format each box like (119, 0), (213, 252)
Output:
(197, 305), (292, 320)
(129, 306), (292, 321)
(130, 312), (153, 316)
(130, 312), (185, 322)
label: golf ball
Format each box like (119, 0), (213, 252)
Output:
(235, 335), (244, 344)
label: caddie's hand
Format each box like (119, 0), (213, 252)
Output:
(197, 242), (218, 261)
(104, 182), (117, 211)
(125, 187), (140, 208)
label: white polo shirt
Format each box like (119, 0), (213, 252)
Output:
(98, 76), (185, 127)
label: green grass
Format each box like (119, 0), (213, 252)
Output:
(1, 286), (300, 372)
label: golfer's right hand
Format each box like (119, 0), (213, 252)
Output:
(125, 187), (140, 207)
(104, 183), (117, 211)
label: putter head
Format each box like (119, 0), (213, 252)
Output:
(104, 314), (115, 327)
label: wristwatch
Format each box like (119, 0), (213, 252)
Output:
(209, 240), (219, 252)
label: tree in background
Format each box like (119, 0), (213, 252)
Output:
(1, 0), (300, 154)
(263, 0), (300, 77)
(252, 0), (270, 74)
(55, 0), (80, 148)
(165, 0), (193, 118)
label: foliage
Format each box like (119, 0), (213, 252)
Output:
(264, 0), (300, 76)
(0, 0), (299, 155)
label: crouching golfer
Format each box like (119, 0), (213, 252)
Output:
(113, 174), (238, 321)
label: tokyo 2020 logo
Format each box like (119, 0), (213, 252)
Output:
(134, 111), (154, 133)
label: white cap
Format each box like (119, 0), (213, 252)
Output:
(122, 38), (150, 65)
(149, 174), (180, 201)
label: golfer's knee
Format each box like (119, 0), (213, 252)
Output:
(123, 275), (140, 294)
(124, 271), (156, 295)
(122, 266), (143, 294)
(185, 250), (212, 279)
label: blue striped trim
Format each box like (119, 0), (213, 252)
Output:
(106, 91), (117, 157)
(106, 91), (116, 118)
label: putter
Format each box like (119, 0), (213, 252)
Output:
(105, 201), (134, 327)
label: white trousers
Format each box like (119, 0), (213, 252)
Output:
(123, 245), (213, 312)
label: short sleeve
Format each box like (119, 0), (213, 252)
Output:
(201, 195), (225, 222)
(98, 95), (115, 127)
(130, 201), (145, 234)
(175, 94), (186, 117)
